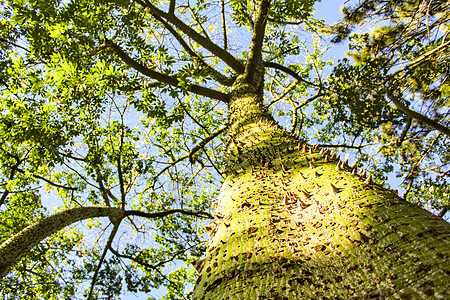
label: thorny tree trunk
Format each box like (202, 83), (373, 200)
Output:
(192, 78), (450, 299)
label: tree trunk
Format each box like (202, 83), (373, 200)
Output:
(193, 83), (450, 299)
(0, 206), (124, 278)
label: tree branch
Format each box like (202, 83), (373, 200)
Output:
(150, 13), (234, 86)
(438, 206), (448, 218)
(402, 133), (442, 200)
(243, 0), (270, 84)
(203, 149), (224, 179)
(152, 125), (226, 182)
(0, 207), (125, 278)
(95, 168), (114, 207)
(87, 222), (121, 300)
(110, 243), (196, 270)
(82, 42), (108, 57)
(15, 167), (78, 191)
(0, 37), (29, 53)
(0, 158), (22, 207)
(109, 246), (189, 300)
(105, 39), (230, 103)
(117, 128), (126, 209)
(317, 143), (372, 149)
(266, 80), (298, 107)
(265, 61), (320, 87)
(385, 89), (450, 137)
(137, 0), (244, 73)
(397, 117), (412, 147)
(267, 18), (305, 25)
(0, 203), (214, 279)
(125, 208), (213, 220)
(177, 96), (210, 134)
(221, 0), (228, 51)
(387, 39), (450, 80)
(168, 0), (175, 15)
(186, 5), (211, 42)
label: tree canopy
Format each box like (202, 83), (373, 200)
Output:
(0, 0), (448, 298)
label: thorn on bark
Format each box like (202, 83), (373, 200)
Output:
(330, 183), (339, 196)
(365, 174), (373, 185)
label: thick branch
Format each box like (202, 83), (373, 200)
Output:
(243, 0), (270, 84)
(105, 39), (230, 103)
(0, 207), (125, 278)
(385, 89), (450, 137)
(137, 0), (244, 73)
(0, 204), (213, 279)
(168, 0), (175, 14)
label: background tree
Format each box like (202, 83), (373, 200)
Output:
(323, 0), (450, 216)
(0, 0), (449, 299)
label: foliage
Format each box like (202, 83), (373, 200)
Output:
(0, 0), (448, 298)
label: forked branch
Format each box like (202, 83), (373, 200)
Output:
(150, 14), (235, 86)
(136, 0), (244, 73)
(105, 39), (230, 103)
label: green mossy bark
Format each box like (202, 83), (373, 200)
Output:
(193, 83), (450, 299)
(0, 207), (124, 278)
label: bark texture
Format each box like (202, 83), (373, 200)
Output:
(0, 206), (124, 278)
(192, 81), (450, 299)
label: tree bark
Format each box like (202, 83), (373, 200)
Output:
(192, 80), (450, 299)
(0, 206), (124, 278)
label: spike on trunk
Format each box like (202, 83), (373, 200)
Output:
(343, 158), (349, 167)
(365, 174), (373, 185)
(329, 183), (339, 195)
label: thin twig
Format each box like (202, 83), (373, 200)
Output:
(87, 221), (121, 300)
